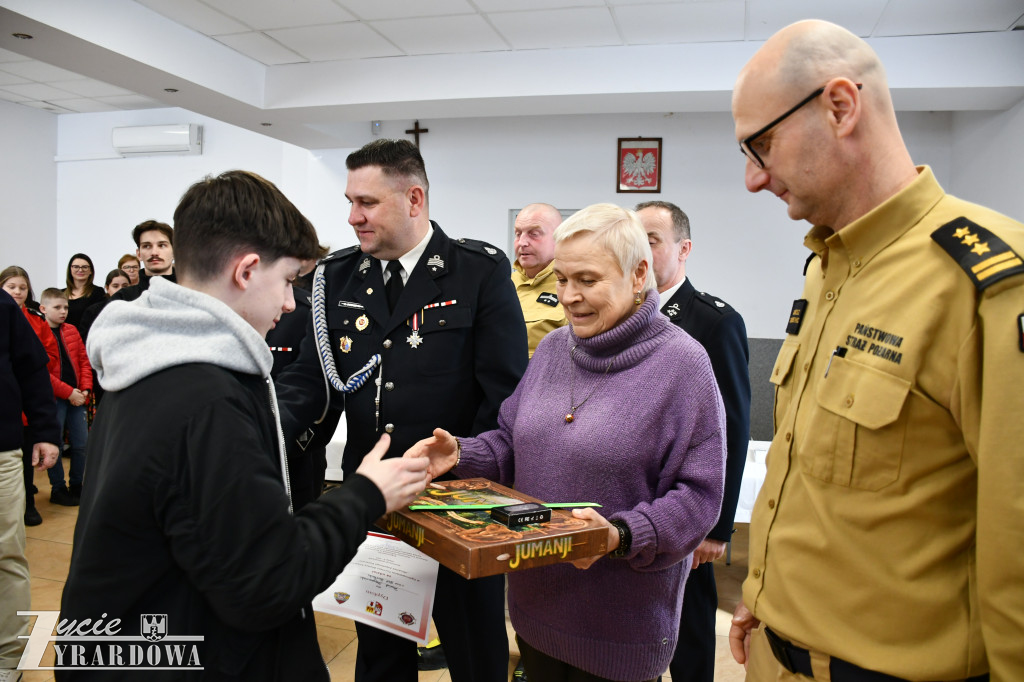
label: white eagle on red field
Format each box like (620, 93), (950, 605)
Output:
(621, 151), (657, 187)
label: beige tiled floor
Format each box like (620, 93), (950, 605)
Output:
(21, 468), (748, 681)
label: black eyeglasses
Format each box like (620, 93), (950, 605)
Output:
(70, 265), (92, 271)
(740, 83), (862, 169)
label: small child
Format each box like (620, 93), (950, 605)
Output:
(38, 288), (92, 505)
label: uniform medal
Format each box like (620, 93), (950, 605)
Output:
(355, 314), (369, 331)
(339, 336), (353, 353)
(407, 311), (423, 348)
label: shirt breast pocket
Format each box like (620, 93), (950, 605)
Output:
(804, 355), (911, 491)
(328, 306), (371, 334)
(770, 340), (800, 433)
(417, 305), (473, 375)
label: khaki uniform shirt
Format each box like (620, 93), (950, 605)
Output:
(512, 260), (567, 357)
(745, 167), (1024, 680)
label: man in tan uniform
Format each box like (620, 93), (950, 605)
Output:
(512, 203), (567, 357)
(729, 20), (1023, 682)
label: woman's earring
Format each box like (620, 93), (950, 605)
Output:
(634, 292), (642, 305)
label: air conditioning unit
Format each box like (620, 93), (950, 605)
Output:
(112, 124), (202, 157)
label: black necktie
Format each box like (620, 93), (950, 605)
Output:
(385, 260), (404, 312)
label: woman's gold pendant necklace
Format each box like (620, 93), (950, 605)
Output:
(565, 345), (616, 423)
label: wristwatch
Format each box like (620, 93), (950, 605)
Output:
(609, 520), (632, 558)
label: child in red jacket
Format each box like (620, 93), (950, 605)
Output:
(39, 288), (92, 505)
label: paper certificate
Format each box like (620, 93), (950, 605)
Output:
(312, 532), (439, 644)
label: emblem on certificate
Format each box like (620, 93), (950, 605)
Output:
(339, 336), (353, 353)
(355, 314), (369, 331)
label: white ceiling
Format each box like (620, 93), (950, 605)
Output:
(1, 0), (1023, 148)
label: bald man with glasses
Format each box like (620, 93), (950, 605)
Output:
(730, 19), (1024, 682)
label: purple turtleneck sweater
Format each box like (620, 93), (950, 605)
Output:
(456, 290), (726, 681)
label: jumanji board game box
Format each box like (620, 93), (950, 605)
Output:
(378, 478), (608, 579)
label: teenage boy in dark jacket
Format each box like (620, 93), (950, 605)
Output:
(58, 170), (430, 681)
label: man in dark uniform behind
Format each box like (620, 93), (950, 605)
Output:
(266, 284), (329, 510)
(276, 138), (528, 682)
(636, 200), (751, 682)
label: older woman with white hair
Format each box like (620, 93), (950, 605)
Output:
(407, 203), (726, 682)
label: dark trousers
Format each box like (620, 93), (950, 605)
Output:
(517, 634), (659, 682)
(354, 566), (508, 682)
(669, 560), (717, 682)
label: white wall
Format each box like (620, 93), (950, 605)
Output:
(0, 99), (57, 292)
(303, 111), (955, 339)
(14, 100), (1015, 338)
(54, 107), (310, 289)
(950, 98), (1024, 222)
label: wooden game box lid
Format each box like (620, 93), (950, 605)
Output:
(378, 478), (609, 579)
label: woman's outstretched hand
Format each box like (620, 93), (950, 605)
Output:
(404, 427), (460, 480)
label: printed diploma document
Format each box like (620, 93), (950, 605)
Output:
(313, 532), (439, 644)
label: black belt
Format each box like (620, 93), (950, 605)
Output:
(763, 626), (989, 682)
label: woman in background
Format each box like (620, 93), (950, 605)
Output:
(117, 254), (141, 286)
(1, 265), (59, 527)
(63, 254), (104, 329)
(408, 204), (726, 682)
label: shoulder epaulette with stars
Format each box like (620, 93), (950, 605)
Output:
(453, 238), (504, 261)
(320, 245), (361, 264)
(931, 217), (1024, 292)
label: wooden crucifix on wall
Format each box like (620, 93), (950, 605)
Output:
(405, 120), (429, 148)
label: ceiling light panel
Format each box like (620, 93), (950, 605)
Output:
(47, 79), (134, 98)
(490, 8), (621, 50)
(473, 0), (603, 10)
(21, 101), (77, 113)
(0, 70), (30, 87)
(616, 1), (744, 44)
(338, 0), (475, 21)
(215, 32), (308, 65)
(0, 82), (79, 100)
(745, 0), (887, 40)
(0, 60), (84, 82)
(45, 97), (122, 113)
(204, 0), (355, 30)
(267, 23), (402, 61)
(0, 89), (31, 103)
(875, 0), (1024, 36)
(372, 15), (508, 55)
(134, 0), (248, 35)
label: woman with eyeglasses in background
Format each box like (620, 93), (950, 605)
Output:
(63, 254), (105, 329)
(116, 254), (141, 286)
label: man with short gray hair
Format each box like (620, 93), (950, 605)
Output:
(512, 203), (567, 357)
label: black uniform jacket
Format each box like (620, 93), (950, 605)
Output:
(267, 287), (312, 377)
(58, 364), (386, 681)
(276, 223), (528, 478)
(662, 279), (751, 542)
